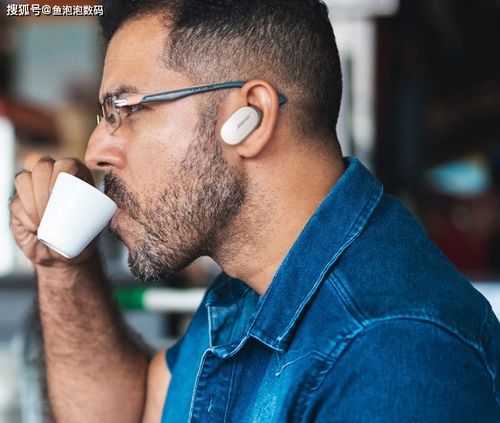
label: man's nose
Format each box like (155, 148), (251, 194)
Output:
(84, 124), (126, 172)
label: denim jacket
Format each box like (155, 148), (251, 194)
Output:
(161, 157), (500, 422)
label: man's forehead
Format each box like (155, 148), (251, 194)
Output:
(104, 14), (169, 65)
(103, 25), (163, 74)
(99, 18), (169, 101)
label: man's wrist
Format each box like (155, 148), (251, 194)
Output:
(35, 252), (103, 287)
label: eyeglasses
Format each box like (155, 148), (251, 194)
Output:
(97, 81), (288, 134)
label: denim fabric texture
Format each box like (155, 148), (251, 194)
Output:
(161, 157), (500, 422)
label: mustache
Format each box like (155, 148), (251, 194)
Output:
(103, 172), (141, 219)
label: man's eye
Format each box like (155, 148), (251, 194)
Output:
(122, 104), (143, 115)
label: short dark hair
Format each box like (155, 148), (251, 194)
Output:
(99, 0), (343, 149)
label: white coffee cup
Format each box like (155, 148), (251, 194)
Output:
(37, 172), (118, 259)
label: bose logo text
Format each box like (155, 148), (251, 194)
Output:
(237, 114), (251, 130)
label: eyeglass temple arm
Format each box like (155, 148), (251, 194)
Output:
(139, 81), (288, 106)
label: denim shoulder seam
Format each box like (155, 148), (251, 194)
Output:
(364, 315), (485, 355)
(328, 270), (492, 359)
(300, 317), (497, 413)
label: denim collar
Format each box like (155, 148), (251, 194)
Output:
(205, 157), (383, 355)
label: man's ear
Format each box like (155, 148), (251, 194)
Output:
(219, 80), (281, 158)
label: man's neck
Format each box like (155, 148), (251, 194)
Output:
(214, 152), (345, 295)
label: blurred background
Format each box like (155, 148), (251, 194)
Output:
(1, 0), (500, 421)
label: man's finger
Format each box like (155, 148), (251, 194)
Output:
(49, 158), (94, 191)
(14, 170), (40, 226)
(31, 156), (55, 221)
(10, 195), (38, 233)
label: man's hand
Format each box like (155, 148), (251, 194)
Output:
(10, 157), (96, 268)
(9, 157), (152, 422)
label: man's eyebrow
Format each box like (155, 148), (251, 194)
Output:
(99, 84), (140, 104)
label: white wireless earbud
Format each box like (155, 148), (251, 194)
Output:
(220, 106), (262, 145)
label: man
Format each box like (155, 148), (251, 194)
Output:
(9, 1), (500, 422)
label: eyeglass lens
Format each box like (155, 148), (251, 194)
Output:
(103, 96), (120, 131)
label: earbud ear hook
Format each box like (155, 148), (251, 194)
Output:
(220, 105), (263, 146)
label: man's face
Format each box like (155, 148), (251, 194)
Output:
(85, 15), (246, 281)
